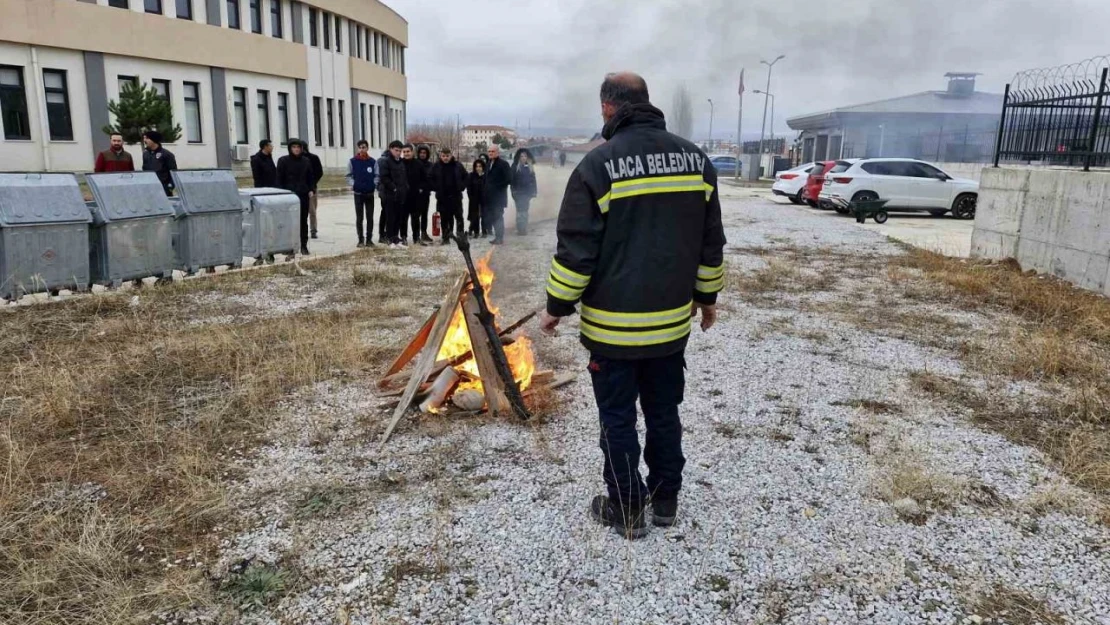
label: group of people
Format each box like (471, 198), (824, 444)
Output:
(251, 137), (539, 253)
(93, 130), (180, 197)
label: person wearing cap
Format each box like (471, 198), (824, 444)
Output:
(141, 130), (178, 196)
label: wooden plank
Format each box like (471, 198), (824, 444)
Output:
(378, 359), (448, 391)
(462, 291), (511, 416)
(380, 307), (439, 380)
(378, 272), (468, 449)
(523, 372), (577, 398)
(443, 309), (538, 368)
(531, 370), (555, 386)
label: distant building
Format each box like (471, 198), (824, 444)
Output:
(463, 125), (516, 148)
(405, 133), (440, 150)
(787, 73), (1003, 164)
(562, 137), (605, 165)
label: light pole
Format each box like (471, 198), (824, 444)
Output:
(754, 90), (775, 158)
(757, 54), (785, 176)
(707, 98), (714, 153)
(878, 124), (885, 157)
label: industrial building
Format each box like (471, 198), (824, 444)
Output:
(0, 0), (408, 172)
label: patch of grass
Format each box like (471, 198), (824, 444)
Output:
(701, 574), (730, 592)
(872, 451), (966, 521)
(966, 584), (1067, 625)
(352, 265), (408, 289)
(830, 398), (903, 415)
(224, 564), (290, 609)
(714, 423), (743, 439)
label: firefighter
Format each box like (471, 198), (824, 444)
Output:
(539, 72), (726, 539)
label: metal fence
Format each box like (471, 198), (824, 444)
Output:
(994, 57), (1110, 170)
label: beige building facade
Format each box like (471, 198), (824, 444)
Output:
(0, 0), (407, 172)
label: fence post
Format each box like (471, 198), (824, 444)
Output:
(993, 83), (1010, 167)
(1085, 67), (1109, 172)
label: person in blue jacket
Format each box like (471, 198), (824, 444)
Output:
(346, 139), (379, 247)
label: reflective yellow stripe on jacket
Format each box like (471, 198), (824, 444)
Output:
(695, 263), (726, 294)
(580, 301), (693, 347)
(546, 258), (591, 302)
(597, 174), (708, 214)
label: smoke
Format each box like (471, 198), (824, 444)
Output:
(671, 84), (693, 140)
(397, 0), (1110, 138)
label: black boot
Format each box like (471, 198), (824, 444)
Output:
(651, 498), (678, 527)
(589, 495), (648, 539)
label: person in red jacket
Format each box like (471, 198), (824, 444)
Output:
(93, 133), (135, 173)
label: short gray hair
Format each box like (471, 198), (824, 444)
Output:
(600, 72), (650, 106)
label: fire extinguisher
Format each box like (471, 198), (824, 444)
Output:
(432, 212), (441, 237)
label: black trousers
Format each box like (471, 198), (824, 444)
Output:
(295, 192), (310, 250)
(437, 195), (464, 240)
(354, 192), (373, 242)
(468, 199), (484, 235)
(378, 201), (388, 240)
(410, 193), (431, 239)
(385, 198), (407, 243)
(588, 351), (686, 508)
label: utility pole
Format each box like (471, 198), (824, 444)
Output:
(757, 54), (785, 178)
(707, 98), (714, 153)
(755, 90), (776, 163)
(735, 69), (744, 181)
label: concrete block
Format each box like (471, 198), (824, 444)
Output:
(975, 168), (1030, 236)
(970, 229), (1019, 260)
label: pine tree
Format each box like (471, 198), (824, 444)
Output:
(102, 81), (182, 144)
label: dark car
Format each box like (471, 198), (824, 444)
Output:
(709, 155), (741, 176)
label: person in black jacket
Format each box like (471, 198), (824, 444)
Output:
(276, 139), (316, 255)
(413, 145), (434, 243)
(141, 130), (178, 196)
(250, 139), (277, 187)
(429, 148), (468, 244)
(402, 144), (429, 246)
(466, 159), (486, 237)
(538, 72), (726, 539)
(511, 148), (538, 235)
(303, 146), (324, 239)
(377, 140), (410, 247)
(482, 145), (512, 244)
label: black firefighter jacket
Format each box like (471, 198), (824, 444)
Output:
(377, 152), (409, 206)
(545, 103), (727, 360)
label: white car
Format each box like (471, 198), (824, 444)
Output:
(817, 158), (979, 219)
(771, 162), (814, 204)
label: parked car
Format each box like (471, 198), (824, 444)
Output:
(771, 162), (814, 204)
(802, 161), (839, 207)
(709, 155), (741, 176)
(818, 158), (978, 219)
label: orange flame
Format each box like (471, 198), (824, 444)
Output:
(435, 250), (536, 403)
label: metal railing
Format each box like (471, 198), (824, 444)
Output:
(994, 57), (1110, 171)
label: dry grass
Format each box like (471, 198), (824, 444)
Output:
(0, 254), (414, 624)
(872, 450), (967, 524)
(966, 584), (1067, 625)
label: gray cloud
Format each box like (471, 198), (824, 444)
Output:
(386, 0), (1110, 138)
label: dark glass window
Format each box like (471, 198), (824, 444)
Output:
(322, 12), (331, 50)
(257, 89), (270, 142)
(277, 92), (289, 145)
(270, 0), (282, 38)
(233, 87), (248, 144)
(312, 96), (322, 146)
(308, 8), (318, 46)
(249, 0), (261, 34)
(108, 0), (129, 8)
(334, 15), (342, 52)
(0, 65), (30, 140)
(227, 0), (240, 29)
(326, 98), (334, 147)
(145, 0), (162, 14)
(184, 81), (202, 143)
(338, 100), (345, 147)
(176, 0), (192, 20)
(43, 70), (74, 141)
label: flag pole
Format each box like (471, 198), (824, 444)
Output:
(735, 69), (744, 181)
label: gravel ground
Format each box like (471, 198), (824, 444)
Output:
(180, 184), (1110, 625)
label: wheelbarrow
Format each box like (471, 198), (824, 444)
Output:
(831, 197), (891, 224)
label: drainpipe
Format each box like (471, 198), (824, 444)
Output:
(29, 46), (53, 171)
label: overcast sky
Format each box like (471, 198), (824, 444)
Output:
(383, 0), (1110, 140)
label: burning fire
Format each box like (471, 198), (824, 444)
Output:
(436, 251), (536, 399)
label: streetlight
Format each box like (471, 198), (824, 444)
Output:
(707, 98), (714, 153)
(754, 90), (775, 157)
(757, 54), (785, 176)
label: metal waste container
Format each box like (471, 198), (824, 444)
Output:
(239, 187), (299, 264)
(0, 173), (91, 301)
(170, 170), (244, 274)
(86, 172), (176, 287)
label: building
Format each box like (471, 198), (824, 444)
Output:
(462, 124), (514, 149)
(562, 137), (604, 166)
(0, 0), (408, 173)
(786, 73), (1002, 164)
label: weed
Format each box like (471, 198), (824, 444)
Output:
(966, 584), (1067, 625)
(830, 398), (903, 415)
(224, 564), (289, 609)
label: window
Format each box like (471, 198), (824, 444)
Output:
(144, 0), (162, 14)
(376, 106), (382, 145)
(0, 66), (30, 140)
(117, 75), (138, 95)
(257, 89), (270, 142)
(233, 87), (247, 144)
(326, 98), (334, 147)
(248, 0), (261, 33)
(355, 25), (362, 59)
(322, 12), (330, 50)
(338, 100), (345, 147)
(108, 0), (129, 8)
(365, 30), (372, 62)
(277, 92), (289, 145)
(372, 31), (379, 64)
(308, 8), (318, 46)
(184, 81), (202, 142)
(176, 0), (192, 19)
(911, 162), (946, 179)
(360, 103), (366, 142)
(151, 78), (170, 102)
(42, 70), (74, 141)
(861, 162), (892, 176)
(227, 0), (240, 29)
(270, 0), (282, 38)
(828, 160), (853, 174)
(400, 47), (404, 74)
(312, 96), (322, 146)
(334, 15), (341, 52)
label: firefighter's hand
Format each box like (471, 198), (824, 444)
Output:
(692, 303), (717, 332)
(539, 311), (560, 336)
